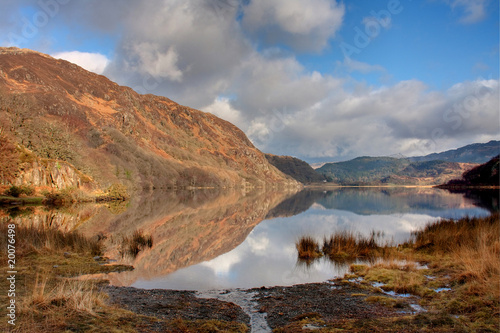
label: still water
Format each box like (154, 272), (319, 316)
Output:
(4, 187), (497, 291)
(130, 188), (495, 291)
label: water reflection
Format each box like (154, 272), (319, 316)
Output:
(1, 187), (496, 291)
(131, 187), (493, 291)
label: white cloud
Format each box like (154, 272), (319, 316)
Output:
(242, 0), (345, 51)
(448, 0), (489, 24)
(201, 249), (242, 276)
(103, 0), (249, 108)
(128, 43), (183, 81)
(245, 78), (499, 160)
(202, 97), (245, 129)
(51, 51), (109, 74)
(34, 0), (498, 162)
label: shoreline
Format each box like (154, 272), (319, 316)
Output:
(104, 278), (415, 332)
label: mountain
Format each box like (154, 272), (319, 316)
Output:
(411, 141), (500, 163)
(0, 48), (298, 193)
(316, 156), (475, 185)
(438, 155), (499, 188)
(317, 156), (410, 184)
(315, 142), (499, 185)
(380, 160), (475, 186)
(265, 154), (326, 184)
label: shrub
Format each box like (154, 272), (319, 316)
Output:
(5, 185), (23, 197)
(4, 185), (35, 197)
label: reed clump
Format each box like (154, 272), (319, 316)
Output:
(296, 230), (387, 265)
(323, 230), (383, 261)
(120, 230), (153, 258)
(296, 236), (323, 261)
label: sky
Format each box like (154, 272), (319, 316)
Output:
(1, 0), (499, 163)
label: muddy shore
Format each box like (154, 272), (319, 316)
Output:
(105, 279), (419, 332)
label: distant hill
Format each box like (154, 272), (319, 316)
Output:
(380, 160), (475, 185)
(0, 47), (297, 193)
(411, 141), (499, 163)
(316, 156), (475, 185)
(265, 154), (326, 184)
(438, 156), (499, 188)
(315, 141), (499, 185)
(317, 156), (411, 184)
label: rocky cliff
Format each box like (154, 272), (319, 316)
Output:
(0, 47), (298, 192)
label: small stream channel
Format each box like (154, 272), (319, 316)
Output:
(197, 289), (272, 333)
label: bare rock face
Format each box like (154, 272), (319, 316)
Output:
(0, 47), (299, 192)
(14, 160), (94, 190)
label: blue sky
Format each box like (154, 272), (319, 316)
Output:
(1, 0), (499, 162)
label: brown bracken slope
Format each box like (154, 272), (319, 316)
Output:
(0, 47), (298, 192)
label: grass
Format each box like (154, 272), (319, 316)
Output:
(0, 222), (139, 333)
(1, 183), (130, 207)
(295, 214), (500, 332)
(296, 230), (388, 264)
(296, 236), (323, 262)
(0, 195), (44, 205)
(322, 230), (384, 261)
(0, 220), (103, 258)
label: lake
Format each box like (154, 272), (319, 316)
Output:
(3, 187), (497, 291)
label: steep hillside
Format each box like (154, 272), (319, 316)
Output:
(265, 154), (325, 184)
(439, 156), (499, 187)
(411, 141), (499, 163)
(0, 48), (297, 192)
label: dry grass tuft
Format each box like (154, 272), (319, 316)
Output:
(412, 213), (500, 298)
(322, 230), (383, 261)
(296, 236), (323, 262)
(120, 230), (153, 258)
(0, 221), (102, 259)
(24, 274), (106, 316)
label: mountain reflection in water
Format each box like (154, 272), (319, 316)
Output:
(2, 187), (496, 290)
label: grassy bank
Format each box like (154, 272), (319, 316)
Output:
(0, 222), (143, 332)
(0, 183), (129, 207)
(296, 213), (500, 331)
